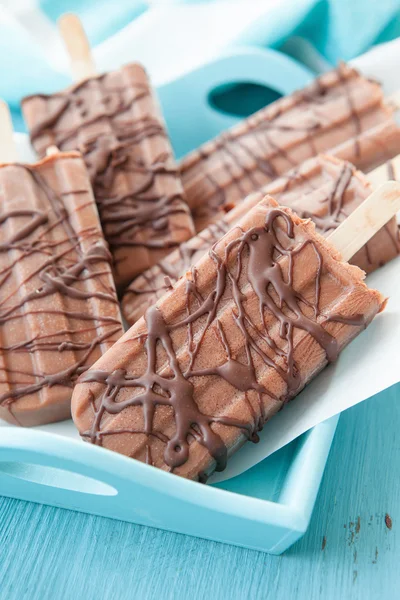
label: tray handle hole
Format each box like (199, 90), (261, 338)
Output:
(208, 82), (282, 118)
(0, 461), (117, 496)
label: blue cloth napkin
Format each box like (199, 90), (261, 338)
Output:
(1, 0), (399, 130)
(39, 0), (147, 46)
(296, 0), (400, 61)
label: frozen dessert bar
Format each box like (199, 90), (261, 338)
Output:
(180, 63), (400, 232)
(122, 155), (399, 325)
(0, 152), (123, 426)
(72, 196), (384, 481)
(22, 64), (195, 289)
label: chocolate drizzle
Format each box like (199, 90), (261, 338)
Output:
(83, 138), (191, 254)
(80, 205), (367, 477)
(123, 221), (230, 318)
(297, 162), (354, 233)
(387, 160), (396, 181)
(0, 156), (123, 421)
(22, 65), (194, 287)
(180, 63), (388, 231)
(122, 155), (400, 326)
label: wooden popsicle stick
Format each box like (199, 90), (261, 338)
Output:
(0, 101), (18, 164)
(58, 13), (96, 82)
(387, 89), (400, 110)
(329, 181), (400, 262)
(366, 154), (400, 188)
(46, 145), (60, 157)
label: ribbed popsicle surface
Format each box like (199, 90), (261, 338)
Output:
(180, 63), (400, 231)
(122, 155), (399, 325)
(0, 153), (123, 426)
(22, 64), (195, 289)
(73, 198), (383, 481)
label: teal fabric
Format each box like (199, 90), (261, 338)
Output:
(39, 0), (147, 46)
(296, 0), (400, 61)
(1, 0), (399, 128)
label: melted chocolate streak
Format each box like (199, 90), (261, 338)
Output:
(29, 77), (192, 254)
(297, 163), (353, 233)
(125, 156), (393, 312)
(0, 165), (121, 408)
(185, 65), (366, 223)
(281, 161), (400, 266)
(127, 222), (230, 301)
(81, 209), (363, 476)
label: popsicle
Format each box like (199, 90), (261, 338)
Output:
(180, 63), (400, 232)
(122, 154), (400, 325)
(71, 181), (400, 481)
(21, 14), (195, 290)
(0, 105), (123, 426)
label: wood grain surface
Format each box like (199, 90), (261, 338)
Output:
(0, 385), (398, 600)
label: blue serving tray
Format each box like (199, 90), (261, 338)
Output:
(0, 47), (339, 554)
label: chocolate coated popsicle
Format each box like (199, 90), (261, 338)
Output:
(180, 63), (400, 232)
(122, 155), (399, 325)
(72, 196), (383, 481)
(0, 152), (123, 426)
(21, 64), (195, 289)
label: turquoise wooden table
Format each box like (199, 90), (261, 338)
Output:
(0, 384), (398, 599)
